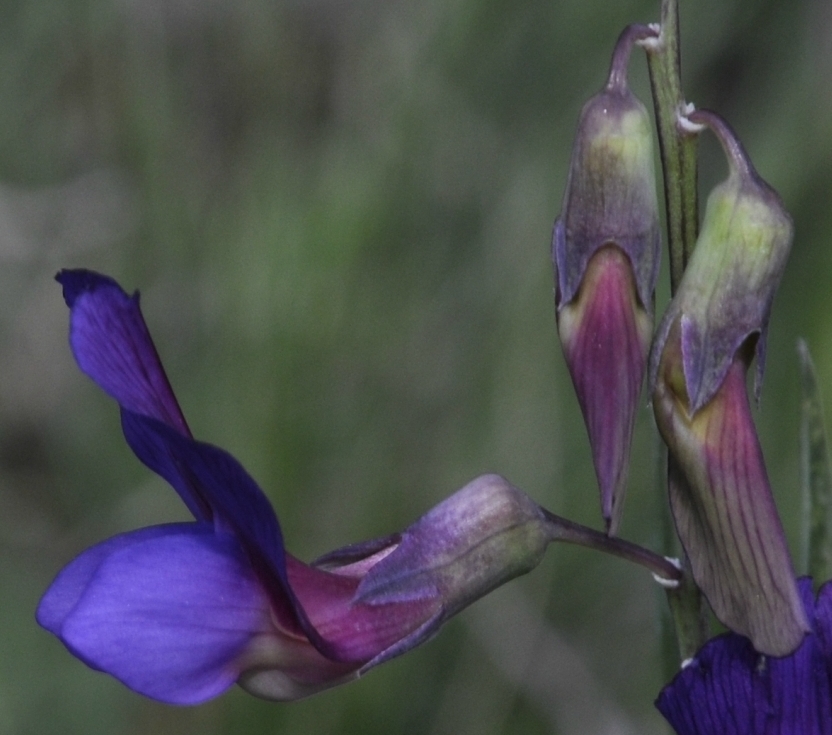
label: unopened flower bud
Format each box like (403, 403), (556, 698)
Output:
(327, 474), (552, 636)
(650, 111), (793, 414)
(554, 24), (660, 535)
(650, 110), (807, 656)
(241, 474), (556, 700)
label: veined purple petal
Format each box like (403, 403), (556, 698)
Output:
(56, 269), (190, 437)
(661, 356), (808, 655)
(557, 246), (652, 534)
(281, 557), (444, 677)
(120, 409), (339, 657)
(120, 407), (212, 523)
(653, 317), (808, 657)
(39, 523), (270, 705)
(657, 578), (832, 735)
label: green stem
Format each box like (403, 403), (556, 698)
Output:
(664, 570), (710, 662)
(642, 0), (709, 668)
(644, 0), (699, 294)
(664, 464), (710, 661)
(798, 339), (832, 587)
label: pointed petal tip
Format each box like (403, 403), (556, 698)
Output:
(718, 581), (809, 657)
(58, 269), (193, 438)
(56, 269), (129, 309)
(602, 511), (618, 538)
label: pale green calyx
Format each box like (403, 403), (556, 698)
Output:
(554, 24), (660, 310)
(354, 474), (551, 615)
(649, 110), (793, 414)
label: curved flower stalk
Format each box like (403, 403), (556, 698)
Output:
(39, 270), (682, 705)
(553, 24), (660, 535)
(657, 577), (832, 735)
(650, 111), (807, 656)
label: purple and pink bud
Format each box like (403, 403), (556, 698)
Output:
(554, 24), (660, 535)
(650, 110), (807, 656)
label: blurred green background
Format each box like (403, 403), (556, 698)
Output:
(2, 0), (831, 732)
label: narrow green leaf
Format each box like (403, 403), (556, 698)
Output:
(798, 339), (832, 585)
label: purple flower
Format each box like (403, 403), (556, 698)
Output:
(553, 25), (660, 535)
(649, 110), (806, 657)
(657, 577), (832, 735)
(38, 270), (558, 704)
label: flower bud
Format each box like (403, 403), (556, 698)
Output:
(650, 110), (807, 656)
(650, 111), (793, 414)
(554, 25), (660, 534)
(351, 473), (551, 618)
(238, 474), (555, 700)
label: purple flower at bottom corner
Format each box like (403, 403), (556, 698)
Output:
(39, 269), (555, 706)
(656, 577), (832, 735)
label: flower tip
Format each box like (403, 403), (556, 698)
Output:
(55, 269), (124, 309)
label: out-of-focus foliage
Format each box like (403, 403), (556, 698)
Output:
(1, 0), (830, 733)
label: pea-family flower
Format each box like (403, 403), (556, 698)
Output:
(656, 577), (832, 735)
(553, 24), (660, 535)
(650, 110), (807, 656)
(37, 270), (563, 704)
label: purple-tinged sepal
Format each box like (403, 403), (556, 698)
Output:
(649, 111), (793, 413)
(354, 474), (550, 621)
(656, 578), (832, 735)
(554, 24), (660, 535)
(650, 111), (806, 656)
(238, 474), (554, 699)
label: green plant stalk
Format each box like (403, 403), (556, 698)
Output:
(663, 463), (711, 662)
(664, 567), (710, 663)
(644, 0), (699, 294)
(642, 0), (709, 668)
(798, 339), (832, 587)
(653, 429), (683, 672)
